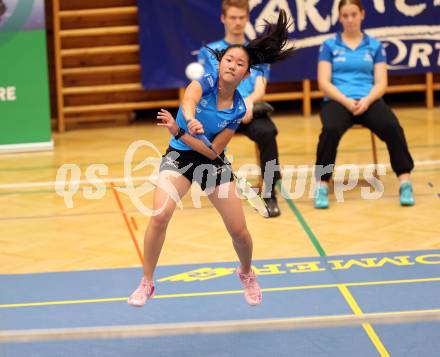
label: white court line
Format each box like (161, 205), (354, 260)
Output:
(0, 160), (440, 190)
(1, 309), (440, 343)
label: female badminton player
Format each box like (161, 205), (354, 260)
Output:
(128, 10), (294, 307)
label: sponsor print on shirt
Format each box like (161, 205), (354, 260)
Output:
(363, 51), (374, 62)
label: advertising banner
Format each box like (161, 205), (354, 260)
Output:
(138, 0), (440, 89)
(0, 0), (52, 153)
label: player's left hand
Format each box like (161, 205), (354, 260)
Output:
(157, 109), (179, 135)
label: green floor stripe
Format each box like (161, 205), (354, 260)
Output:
(276, 181), (327, 257)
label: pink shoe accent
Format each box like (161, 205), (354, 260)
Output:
(236, 267), (262, 306)
(127, 277), (155, 307)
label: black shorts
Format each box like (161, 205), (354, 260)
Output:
(159, 146), (234, 191)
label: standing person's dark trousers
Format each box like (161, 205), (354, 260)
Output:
(236, 113), (281, 214)
(315, 99), (414, 181)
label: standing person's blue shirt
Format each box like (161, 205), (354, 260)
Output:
(319, 32), (386, 100)
(169, 71), (246, 151)
(198, 39), (270, 98)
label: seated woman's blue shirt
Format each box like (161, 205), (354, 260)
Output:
(319, 32), (386, 100)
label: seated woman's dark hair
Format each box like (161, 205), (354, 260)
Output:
(206, 9), (295, 71)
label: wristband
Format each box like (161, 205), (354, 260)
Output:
(174, 127), (186, 140)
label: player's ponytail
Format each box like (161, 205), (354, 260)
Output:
(245, 9), (294, 66)
(205, 10), (294, 70)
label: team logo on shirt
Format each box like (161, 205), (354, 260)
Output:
(216, 118), (241, 128)
(207, 75), (214, 88)
(196, 106), (202, 114)
(333, 48), (346, 62)
(200, 99), (208, 107)
(363, 51), (373, 62)
(217, 119), (229, 128)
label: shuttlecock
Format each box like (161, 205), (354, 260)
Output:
(185, 62), (204, 80)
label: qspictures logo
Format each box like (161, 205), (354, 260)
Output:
(54, 140), (387, 217)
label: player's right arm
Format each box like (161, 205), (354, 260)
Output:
(178, 81), (218, 159)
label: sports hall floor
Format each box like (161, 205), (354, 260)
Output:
(0, 104), (439, 356)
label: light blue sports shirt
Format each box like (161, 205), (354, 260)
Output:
(319, 32), (386, 100)
(198, 39), (270, 98)
(169, 71), (246, 151)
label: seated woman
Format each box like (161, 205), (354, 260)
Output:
(314, 0), (415, 209)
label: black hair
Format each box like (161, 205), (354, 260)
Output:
(206, 9), (294, 71)
(0, 0), (7, 18)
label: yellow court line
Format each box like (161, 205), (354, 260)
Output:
(344, 277), (440, 287)
(339, 285), (390, 356)
(0, 298), (128, 308)
(1, 276), (439, 309)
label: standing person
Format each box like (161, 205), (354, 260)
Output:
(128, 10), (294, 307)
(314, 0), (415, 209)
(198, 0), (284, 217)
